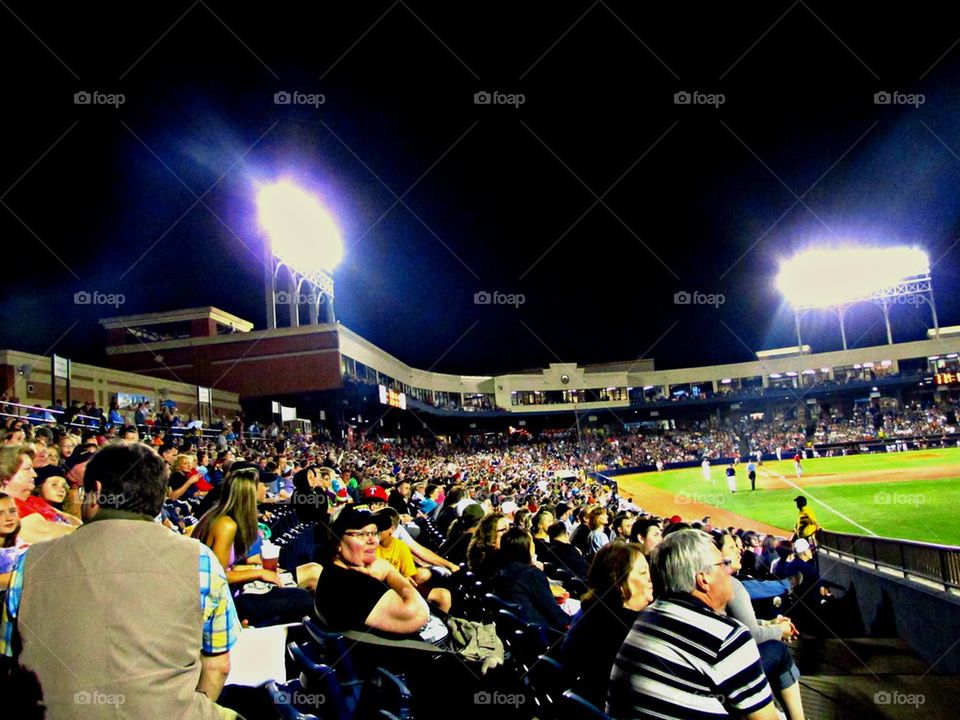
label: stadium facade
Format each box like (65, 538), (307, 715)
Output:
(91, 307), (960, 437)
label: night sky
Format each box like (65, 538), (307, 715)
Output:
(2, 2), (959, 377)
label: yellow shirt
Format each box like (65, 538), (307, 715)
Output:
(796, 507), (820, 538)
(377, 539), (417, 577)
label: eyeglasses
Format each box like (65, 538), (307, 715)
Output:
(496, 526), (510, 534)
(714, 559), (733, 568)
(343, 530), (379, 540)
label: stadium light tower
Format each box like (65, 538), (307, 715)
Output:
(777, 246), (938, 350)
(257, 180), (344, 329)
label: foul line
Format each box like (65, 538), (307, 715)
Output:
(758, 467), (878, 537)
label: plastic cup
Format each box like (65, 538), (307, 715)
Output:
(262, 543), (279, 573)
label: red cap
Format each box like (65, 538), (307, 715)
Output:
(669, 515), (682, 524)
(358, 485), (389, 504)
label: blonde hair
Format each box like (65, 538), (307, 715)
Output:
(173, 454), (196, 472)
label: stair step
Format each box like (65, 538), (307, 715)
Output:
(797, 637), (930, 676)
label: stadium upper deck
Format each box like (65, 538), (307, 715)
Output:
(98, 307), (960, 419)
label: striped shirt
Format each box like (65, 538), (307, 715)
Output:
(607, 594), (773, 719)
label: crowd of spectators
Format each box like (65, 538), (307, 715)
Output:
(0, 402), (868, 718)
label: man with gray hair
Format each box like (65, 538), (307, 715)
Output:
(607, 528), (779, 719)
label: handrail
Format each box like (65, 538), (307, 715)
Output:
(819, 529), (960, 592)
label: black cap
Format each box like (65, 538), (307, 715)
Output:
(34, 466), (68, 483)
(332, 505), (391, 538)
(794, 496), (807, 505)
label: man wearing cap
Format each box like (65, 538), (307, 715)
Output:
(793, 496), (819, 547)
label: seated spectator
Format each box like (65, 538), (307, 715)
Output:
(193, 465), (313, 627)
(0, 492), (28, 592)
(611, 512), (636, 542)
(32, 467), (74, 514)
(739, 531), (762, 576)
(56, 434), (78, 468)
(585, 506), (611, 557)
(313, 505), (441, 641)
(376, 508), (451, 612)
(540, 521), (589, 581)
(467, 511), (509, 579)
(440, 502), (485, 566)
(0, 444), (244, 719)
(417, 483), (442, 519)
(0, 446), (77, 543)
(531, 507), (554, 557)
(290, 465), (330, 526)
(513, 507), (533, 532)
(560, 542), (653, 709)
(492, 527), (570, 632)
(629, 517), (663, 556)
(608, 528), (778, 719)
(757, 534), (780, 576)
(783, 538), (828, 595)
(168, 454), (202, 501)
(714, 530), (805, 720)
(436, 486), (466, 537)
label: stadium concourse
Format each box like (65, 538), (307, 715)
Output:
(3, 399), (960, 719)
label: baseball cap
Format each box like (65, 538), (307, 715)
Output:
(332, 506), (391, 538)
(669, 515), (682, 525)
(357, 485), (389, 505)
(500, 500), (518, 516)
(794, 496), (807, 505)
(793, 538), (811, 554)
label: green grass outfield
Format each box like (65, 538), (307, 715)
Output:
(615, 447), (960, 546)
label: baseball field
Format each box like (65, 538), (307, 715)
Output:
(614, 446), (960, 547)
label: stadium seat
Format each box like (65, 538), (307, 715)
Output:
(264, 679), (321, 720)
(558, 690), (614, 720)
(526, 655), (569, 720)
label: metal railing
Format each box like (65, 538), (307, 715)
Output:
(819, 529), (960, 592)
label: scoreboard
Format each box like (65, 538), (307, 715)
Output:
(934, 372), (960, 386)
(378, 384), (407, 409)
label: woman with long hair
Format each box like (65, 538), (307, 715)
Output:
(492, 527), (569, 632)
(466, 511), (508, 579)
(193, 465), (312, 626)
(560, 542), (653, 708)
(0, 491), (27, 592)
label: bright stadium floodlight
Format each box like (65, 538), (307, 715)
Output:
(257, 180), (343, 329)
(776, 246), (929, 309)
(776, 245), (938, 350)
(257, 180), (343, 274)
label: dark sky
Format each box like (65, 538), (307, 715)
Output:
(2, 2), (959, 377)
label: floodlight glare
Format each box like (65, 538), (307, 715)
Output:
(257, 180), (343, 274)
(776, 246), (929, 309)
